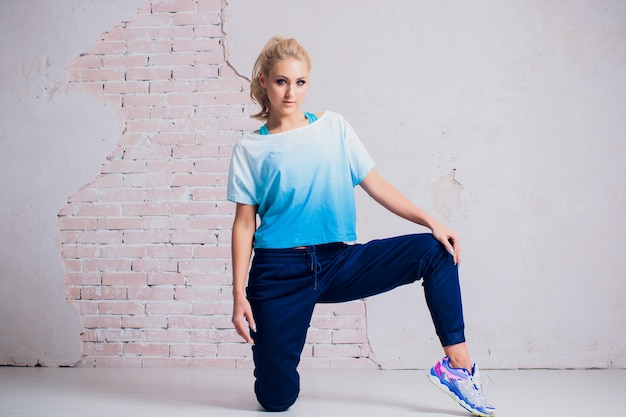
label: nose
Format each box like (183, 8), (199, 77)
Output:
(285, 83), (294, 97)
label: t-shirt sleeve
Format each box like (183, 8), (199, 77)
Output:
(227, 142), (258, 205)
(342, 117), (375, 186)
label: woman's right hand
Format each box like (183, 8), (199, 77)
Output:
(232, 294), (256, 344)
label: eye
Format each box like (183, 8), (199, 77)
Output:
(297, 80), (307, 86)
(276, 79), (287, 85)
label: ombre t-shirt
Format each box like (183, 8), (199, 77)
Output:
(227, 111), (374, 249)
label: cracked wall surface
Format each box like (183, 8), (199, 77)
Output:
(56, 0), (373, 368)
(1, 0), (625, 369)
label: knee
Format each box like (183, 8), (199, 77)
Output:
(255, 379), (299, 412)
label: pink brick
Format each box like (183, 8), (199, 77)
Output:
(94, 356), (142, 368)
(60, 245), (98, 259)
(98, 188), (147, 203)
(173, 64), (219, 79)
(214, 91), (250, 105)
(177, 258), (224, 273)
(81, 287), (128, 300)
(172, 11), (220, 26)
(194, 272), (230, 287)
(84, 342), (123, 356)
(126, 67), (172, 81)
(144, 329), (190, 343)
(127, 287), (174, 301)
(148, 104), (195, 118)
(192, 300), (231, 316)
(304, 328), (333, 344)
(170, 230), (214, 245)
(142, 357), (188, 367)
(193, 24), (222, 38)
(148, 52), (196, 66)
(212, 315), (234, 330)
(131, 13), (173, 27)
(78, 68), (125, 82)
(103, 81), (150, 95)
(122, 229), (170, 244)
(145, 245), (193, 259)
(101, 159), (146, 174)
(102, 272), (147, 287)
(89, 41), (126, 55)
(121, 172), (171, 187)
(141, 216), (189, 230)
(198, 0), (221, 11)
(152, 0), (197, 13)
(122, 315), (168, 329)
(169, 316), (215, 329)
(149, 132), (196, 145)
(98, 217), (142, 230)
(81, 315), (122, 329)
(99, 245), (146, 259)
(84, 258), (132, 273)
(147, 272), (185, 286)
(146, 301), (192, 315)
(216, 343), (251, 358)
(74, 203), (123, 217)
(102, 54), (148, 68)
(174, 286), (220, 301)
(331, 330), (368, 344)
(122, 202), (170, 216)
(123, 343), (170, 357)
(171, 144), (219, 158)
(127, 39), (172, 54)
(67, 55), (102, 69)
(122, 93), (168, 107)
(188, 215), (231, 230)
(66, 287), (81, 300)
(146, 187), (188, 201)
(66, 187), (101, 203)
(313, 344), (362, 358)
(131, 259), (178, 273)
(74, 301), (99, 315)
(169, 343), (217, 357)
(189, 328), (237, 343)
(78, 231), (123, 245)
(101, 25), (129, 42)
(99, 301), (146, 315)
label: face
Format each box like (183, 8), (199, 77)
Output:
(260, 58), (310, 118)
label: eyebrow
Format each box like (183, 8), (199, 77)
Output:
(274, 75), (308, 80)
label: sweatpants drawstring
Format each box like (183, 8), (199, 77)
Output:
(306, 247), (322, 290)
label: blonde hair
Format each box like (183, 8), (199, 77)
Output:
(250, 37), (311, 120)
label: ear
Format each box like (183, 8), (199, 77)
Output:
(258, 72), (267, 88)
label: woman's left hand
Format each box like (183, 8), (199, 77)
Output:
(431, 222), (460, 265)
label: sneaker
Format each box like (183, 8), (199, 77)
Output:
(428, 356), (496, 417)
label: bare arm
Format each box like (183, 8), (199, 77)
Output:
(231, 203), (258, 343)
(359, 169), (460, 265)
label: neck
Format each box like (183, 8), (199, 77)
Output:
(265, 111), (307, 133)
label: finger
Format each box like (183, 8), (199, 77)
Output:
(451, 238), (460, 265)
(233, 317), (254, 344)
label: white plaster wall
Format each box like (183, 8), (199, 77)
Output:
(224, 0), (626, 369)
(0, 0), (144, 366)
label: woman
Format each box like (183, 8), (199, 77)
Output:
(227, 37), (495, 417)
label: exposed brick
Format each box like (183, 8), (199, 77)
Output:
(61, 1), (372, 369)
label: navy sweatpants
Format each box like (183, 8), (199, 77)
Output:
(246, 234), (465, 411)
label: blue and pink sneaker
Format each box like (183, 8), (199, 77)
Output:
(428, 356), (496, 417)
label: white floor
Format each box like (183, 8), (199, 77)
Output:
(0, 367), (624, 417)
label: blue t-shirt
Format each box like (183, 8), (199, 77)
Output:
(227, 111), (375, 248)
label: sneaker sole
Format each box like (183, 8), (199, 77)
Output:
(427, 372), (495, 417)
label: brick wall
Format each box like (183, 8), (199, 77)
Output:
(59, 0), (376, 368)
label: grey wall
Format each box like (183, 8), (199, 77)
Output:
(224, 0), (626, 369)
(1, 0), (624, 368)
(0, 0), (144, 366)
